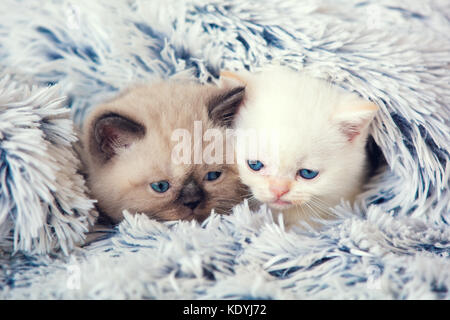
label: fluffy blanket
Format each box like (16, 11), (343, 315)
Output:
(0, 0), (449, 299)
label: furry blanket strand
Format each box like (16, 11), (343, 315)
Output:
(0, 0), (449, 299)
(0, 72), (96, 255)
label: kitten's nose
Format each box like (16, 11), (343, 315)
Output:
(269, 179), (291, 199)
(180, 179), (204, 210)
(184, 200), (201, 210)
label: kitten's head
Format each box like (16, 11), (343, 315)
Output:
(81, 80), (247, 223)
(220, 67), (378, 221)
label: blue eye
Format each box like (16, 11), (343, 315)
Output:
(298, 169), (319, 180)
(247, 160), (264, 171)
(150, 180), (170, 193)
(205, 171), (222, 181)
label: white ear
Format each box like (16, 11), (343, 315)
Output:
(219, 70), (247, 89)
(333, 98), (378, 142)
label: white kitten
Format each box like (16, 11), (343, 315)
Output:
(220, 67), (378, 229)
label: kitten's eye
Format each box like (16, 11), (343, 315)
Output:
(247, 160), (264, 171)
(298, 169), (319, 180)
(150, 180), (170, 193)
(204, 171), (222, 181)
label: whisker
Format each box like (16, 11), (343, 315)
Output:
(310, 195), (331, 206)
(304, 202), (320, 219)
(307, 200), (334, 220)
(308, 200), (330, 212)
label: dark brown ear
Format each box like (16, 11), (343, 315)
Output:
(90, 113), (146, 162)
(207, 86), (245, 127)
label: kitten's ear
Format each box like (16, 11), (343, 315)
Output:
(334, 99), (378, 142)
(90, 113), (146, 161)
(208, 86), (246, 127)
(218, 70), (247, 89)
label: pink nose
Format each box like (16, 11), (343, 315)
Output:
(269, 180), (291, 198)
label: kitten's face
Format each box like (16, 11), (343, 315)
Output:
(236, 127), (363, 217)
(223, 68), (378, 219)
(81, 81), (247, 223)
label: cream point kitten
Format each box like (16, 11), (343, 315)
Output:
(79, 80), (248, 224)
(220, 67), (378, 229)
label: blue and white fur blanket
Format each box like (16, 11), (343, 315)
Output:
(0, 0), (449, 299)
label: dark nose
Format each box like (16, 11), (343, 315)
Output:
(180, 179), (204, 210)
(184, 200), (201, 210)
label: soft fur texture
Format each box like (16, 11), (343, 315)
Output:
(222, 67), (378, 228)
(80, 81), (247, 223)
(0, 0), (449, 300)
